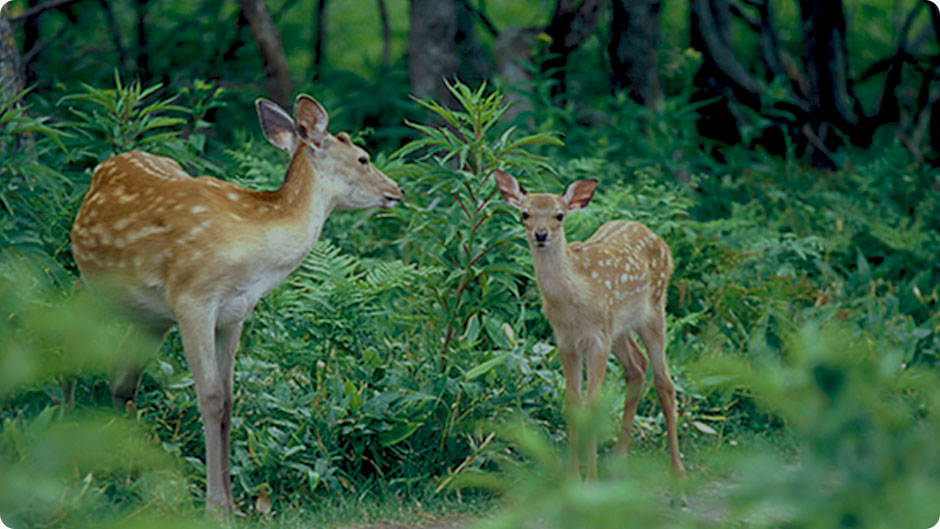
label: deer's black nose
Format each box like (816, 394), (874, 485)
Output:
(534, 229), (548, 242)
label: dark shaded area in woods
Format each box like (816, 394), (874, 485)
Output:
(2, 0), (940, 167)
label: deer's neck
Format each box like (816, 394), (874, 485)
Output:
(530, 234), (581, 303)
(267, 146), (336, 249)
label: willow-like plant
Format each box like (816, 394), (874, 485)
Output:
(389, 80), (562, 364)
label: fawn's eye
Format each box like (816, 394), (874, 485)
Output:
(556, 213), (564, 221)
(521, 211), (530, 220)
(358, 156), (368, 165)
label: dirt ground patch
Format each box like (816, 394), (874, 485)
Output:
(341, 518), (471, 529)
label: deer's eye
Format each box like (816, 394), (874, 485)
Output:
(521, 211), (530, 220)
(556, 213), (564, 221)
(358, 156), (368, 165)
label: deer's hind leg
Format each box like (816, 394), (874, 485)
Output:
(611, 332), (648, 456)
(636, 312), (685, 475)
(109, 322), (169, 410)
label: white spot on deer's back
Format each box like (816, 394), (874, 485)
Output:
(152, 248), (171, 264)
(125, 224), (172, 243)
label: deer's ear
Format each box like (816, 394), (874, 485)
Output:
(494, 169), (526, 209)
(294, 95), (329, 147)
(256, 98), (298, 154)
(562, 179), (597, 211)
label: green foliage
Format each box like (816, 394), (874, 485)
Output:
(390, 80), (562, 362)
(0, 85), (72, 285)
(1, 63), (938, 528)
(0, 268), (208, 529)
(59, 72), (223, 174)
(466, 320), (940, 529)
(699, 322), (940, 528)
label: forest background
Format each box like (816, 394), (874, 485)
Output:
(1, 0), (939, 528)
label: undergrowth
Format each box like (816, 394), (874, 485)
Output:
(0, 75), (937, 529)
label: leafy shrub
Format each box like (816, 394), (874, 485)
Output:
(0, 267), (208, 529)
(387, 80), (563, 363)
(0, 85), (72, 285)
(468, 320), (940, 529)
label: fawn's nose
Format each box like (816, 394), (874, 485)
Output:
(534, 229), (548, 242)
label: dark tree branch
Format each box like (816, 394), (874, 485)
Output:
(863, 1), (923, 133)
(728, 1), (760, 31)
(691, 0), (762, 107)
(801, 122), (838, 167)
(456, 0), (498, 37)
(729, 0), (787, 79)
(377, 0), (391, 70)
(214, 9), (249, 70)
(10, 0), (87, 22)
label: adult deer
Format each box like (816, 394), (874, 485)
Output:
(70, 94), (403, 516)
(494, 170), (684, 477)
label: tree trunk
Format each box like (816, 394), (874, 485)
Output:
(407, 0), (489, 106)
(407, 0), (460, 105)
(312, 0), (327, 81)
(690, 0), (744, 145)
(494, 26), (540, 121)
(238, 0), (293, 108)
(22, 0), (41, 85)
(1, 9), (24, 96)
(135, 0), (151, 81)
(608, 0), (661, 106)
(799, 0), (856, 166)
(542, 0), (606, 98)
(455, 0), (489, 84)
(1, 9), (26, 156)
(929, 3), (940, 164)
(376, 0), (391, 71)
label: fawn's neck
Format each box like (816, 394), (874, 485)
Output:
(530, 233), (581, 302)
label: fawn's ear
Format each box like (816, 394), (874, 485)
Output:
(494, 169), (526, 209)
(562, 179), (597, 211)
(256, 98), (298, 154)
